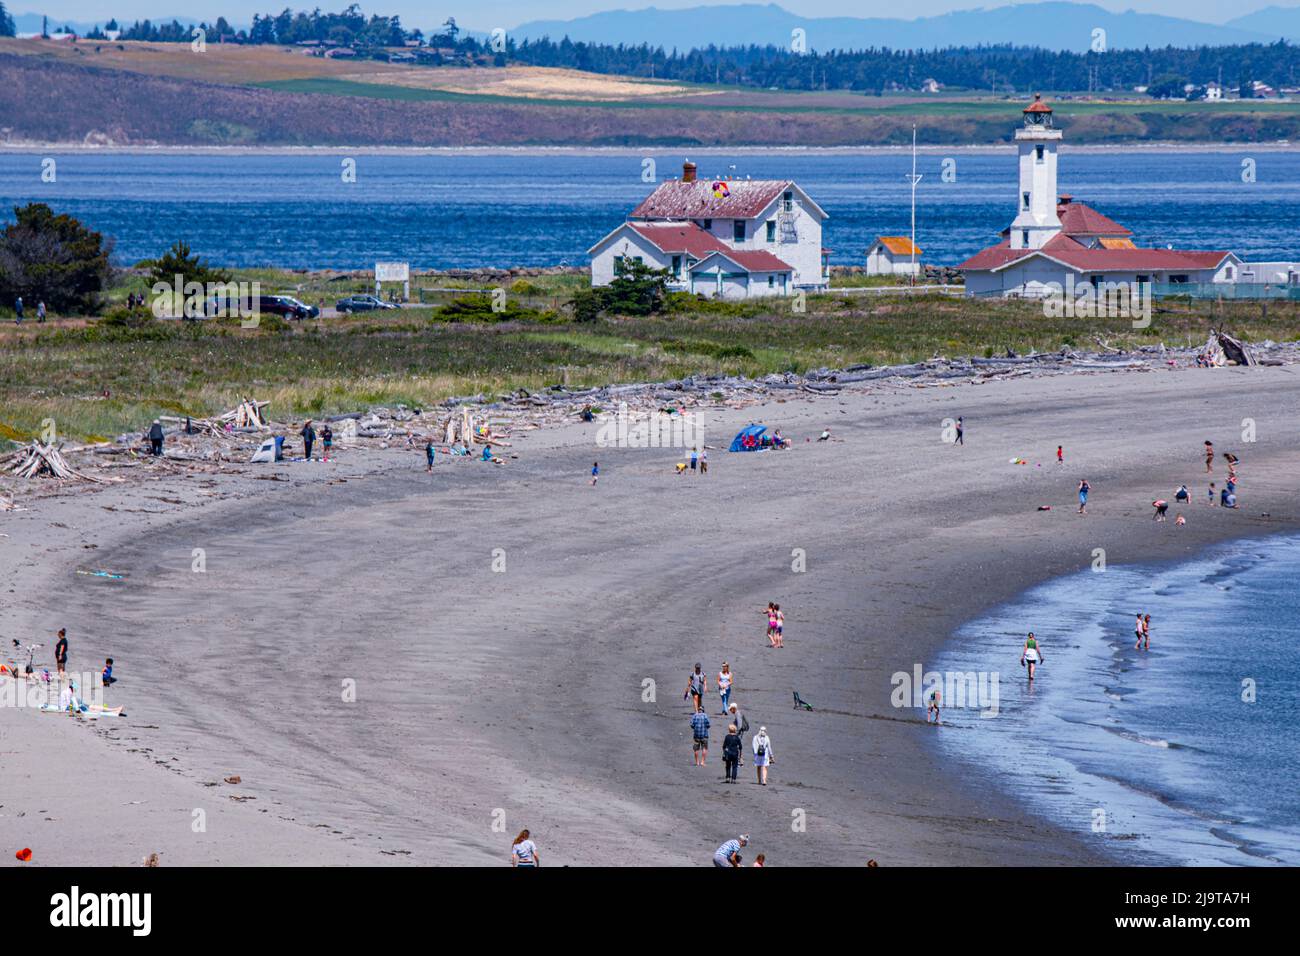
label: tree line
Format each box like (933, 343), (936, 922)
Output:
(41, 4), (1300, 94)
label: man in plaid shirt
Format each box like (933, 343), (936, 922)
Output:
(690, 706), (711, 766)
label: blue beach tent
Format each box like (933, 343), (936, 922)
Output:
(729, 424), (768, 452)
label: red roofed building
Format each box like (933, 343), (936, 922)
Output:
(960, 97), (1240, 297)
(588, 160), (829, 299)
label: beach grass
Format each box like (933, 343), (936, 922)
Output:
(2, 273), (1297, 447)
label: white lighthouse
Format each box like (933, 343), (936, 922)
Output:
(1009, 93), (1062, 250)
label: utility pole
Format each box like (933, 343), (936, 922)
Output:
(908, 124), (923, 286)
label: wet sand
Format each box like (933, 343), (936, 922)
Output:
(3, 366), (1298, 866)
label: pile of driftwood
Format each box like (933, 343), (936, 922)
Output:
(1, 442), (104, 482)
(159, 399), (271, 437)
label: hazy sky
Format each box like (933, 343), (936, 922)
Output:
(19, 0), (1278, 33)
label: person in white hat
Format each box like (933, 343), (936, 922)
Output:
(752, 727), (774, 785)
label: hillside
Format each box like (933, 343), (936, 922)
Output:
(3, 44), (1300, 148)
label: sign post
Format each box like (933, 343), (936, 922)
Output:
(375, 262), (410, 303)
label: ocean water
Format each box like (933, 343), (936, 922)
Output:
(0, 149), (1298, 269)
(931, 534), (1300, 866)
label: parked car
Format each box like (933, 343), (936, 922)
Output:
(258, 295), (319, 320)
(335, 294), (398, 314)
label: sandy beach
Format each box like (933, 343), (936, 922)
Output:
(3, 365), (1298, 867)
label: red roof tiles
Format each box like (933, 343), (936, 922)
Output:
(624, 222), (792, 273)
(631, 179), (791, 221)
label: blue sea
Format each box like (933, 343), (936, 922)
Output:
(931, 534), (1300, 866)
(0, 148), (1298, 269)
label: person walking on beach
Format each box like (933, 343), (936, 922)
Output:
(1142, 614), (1151, 651)
(722, 723), (742, 783)
(1204, 440), (1214, 473)
(690, 448), (698, 473)
(1056, 445), (1063, 465)
(714, 835), (748, 867)
(752, 726), (774, 784)
(772, 604), (785, 649)
(1077, 478), (1090, 514)
(954, 417), (964, 446)
(690, 704), (711, 766)
(147, 419), (165, 456)
(1134, 614), (1145, 650)
(699, 449), (708, 475)
(764, 602), (777, 647)
(426, 440), (435, 472)
(685, 663), (708, 711)
(717, 662), (734, 714)
(320, 424), (333, 462)
(53, 628), (68, 678)
(1020, 632), (1042, 681)
(511, 829), (540, 867)
(727, 702), (750, 743)
(927, 687), (941, 724)
(301, 420), (316, 461)
(591, 461), (599, 486)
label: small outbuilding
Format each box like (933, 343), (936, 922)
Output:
(866, 236), (922, 276)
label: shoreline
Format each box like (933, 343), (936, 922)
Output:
(3, 366), (1299, 865)
(2, 143), (1296, 156)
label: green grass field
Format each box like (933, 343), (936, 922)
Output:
(2, 269), (1296, 447)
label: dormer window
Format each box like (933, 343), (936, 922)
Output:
(1035, 145), (1044, 162)
(733, 220), (745, 242)
(1021, 230), (1030, 246)
(1023, 192), (1031, 210)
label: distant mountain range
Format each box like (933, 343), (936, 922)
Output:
(11, 3), (1300, 52)
(512, 2), (1300, 52)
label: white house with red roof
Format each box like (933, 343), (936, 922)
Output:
(959, 95), (1240, 298)
(588, 160), (829, 299)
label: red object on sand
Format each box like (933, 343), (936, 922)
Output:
(15, 848), (32, 861)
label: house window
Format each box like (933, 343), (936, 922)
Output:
(768, 274), (775, 288)
(766, 220), (776, 243)
(1035, 145), (1044, 162)
(782, 190), (793, 213)
(671, 255), (682, 276)
(1021, 230), (1030, 246)
(1022, 192), (1031, 210)
(1170, 274), (1189, 284)
(733, 220), (745, 242)
(702, 219), (712, 230)
(613, 255), (624, 276)
(1224, 266), (1235, 280)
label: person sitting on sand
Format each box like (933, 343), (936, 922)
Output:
(58, 680), (85, 713)
(1222, 490), (1237, 509)
(481, 443), (492, 462)
(1176, 513), (1186, 526)
(817, 429), (831, 442)
(714, 835), (748, 868)
(102, 658), (115, 687)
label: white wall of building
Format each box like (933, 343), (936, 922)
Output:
(866, 245), (920, 276)
(589, 228), (676, 287)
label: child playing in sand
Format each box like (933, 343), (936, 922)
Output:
(591, 462), (598, 486)
(699, 450), (708, 474)
(1204, 440), (1214, 472)
(102, 658), (115, 686)
(1208, 482), (1217, 506)
(1077, 479), (1090, 514)
(772, 605), (785, 648)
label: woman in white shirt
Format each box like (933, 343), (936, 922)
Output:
(511, 829), (539, 867)
(752, 727), (774, 785)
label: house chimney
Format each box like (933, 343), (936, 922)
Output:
(682, 160), (697, 183)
